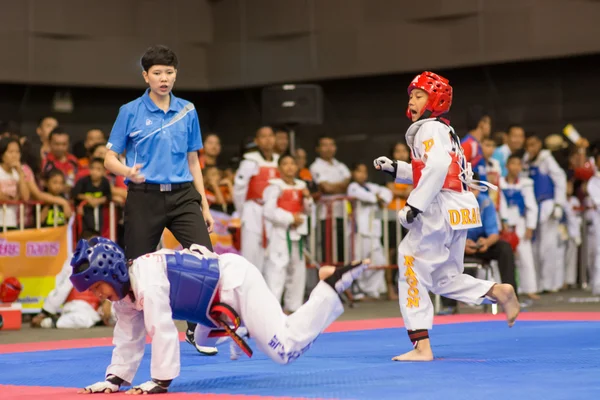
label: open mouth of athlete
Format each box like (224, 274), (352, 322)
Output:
(409, 108), (419, 117)
(160, 85), (169, 90)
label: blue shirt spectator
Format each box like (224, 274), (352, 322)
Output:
(467, 192), (499, 242)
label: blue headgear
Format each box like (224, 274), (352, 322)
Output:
(69, 237), (130, 300)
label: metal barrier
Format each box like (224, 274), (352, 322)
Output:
(0, 200), (119, 244)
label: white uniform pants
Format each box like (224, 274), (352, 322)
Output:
(194, 258), (343, 364)
(515, 239), (537, 294)
(241, 224), (265, 274)
(264, 240), (307, 312)
(397, 202), (495, 331)
(564, 239), (578, 286)
(56, 300), (100, 329)
(535, 218), (562, 291)
(355, 235), (387, 298)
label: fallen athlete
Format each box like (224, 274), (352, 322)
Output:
(69, 237), (369, 394)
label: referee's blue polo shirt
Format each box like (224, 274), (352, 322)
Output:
(107, 89), (203, 184)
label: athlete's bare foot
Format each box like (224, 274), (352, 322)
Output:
(525, 292), (541, 300)
(487, 283), (520, 327)
(392, 339), (434, 362)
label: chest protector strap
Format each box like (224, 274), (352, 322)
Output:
(207, 303), (253, 358)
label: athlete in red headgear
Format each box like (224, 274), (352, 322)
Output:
(373, 71), (520, 361)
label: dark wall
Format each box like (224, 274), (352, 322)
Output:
(1, 54), (599, 171)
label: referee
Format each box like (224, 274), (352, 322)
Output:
(104, 45), (215, 355)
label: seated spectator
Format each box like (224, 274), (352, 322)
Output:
(42, 127), (79, 194)
(72, 158), (111, 234)
(0, 137), (31, 230)
(40, 169), (69, 227)
(26, 116), (58, 178)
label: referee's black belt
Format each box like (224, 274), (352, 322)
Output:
(128, 182), (193, 192)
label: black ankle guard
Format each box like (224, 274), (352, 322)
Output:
(408, 329), (429, 348)
(152, 378), (172, 388)
(106, 375), (125, 386)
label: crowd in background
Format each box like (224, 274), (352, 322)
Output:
(1, 109), (599, 318)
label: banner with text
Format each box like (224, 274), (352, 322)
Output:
(0, 225), (72, 313)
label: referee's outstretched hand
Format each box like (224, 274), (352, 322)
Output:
(127, 164), (146, 183)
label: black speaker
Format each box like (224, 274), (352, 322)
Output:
(261, 84), (323, 125)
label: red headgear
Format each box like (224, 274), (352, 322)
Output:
(574, 161), (595, 181)
(406, 71), (453, 120)
(0, 277), (23, 304)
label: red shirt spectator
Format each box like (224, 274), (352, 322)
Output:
(42, 128), (78, 191)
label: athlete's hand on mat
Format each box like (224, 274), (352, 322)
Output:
(203, 207), (214, 233)
(78, 380), (120, 394)
(373, 156), (397, 177)
(127, 164), (145, 183)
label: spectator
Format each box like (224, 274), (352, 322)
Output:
(462, 107), (492, 181)
(493, 125), (526, 176)
(347, 162), (392, 300)
(72, 158), (112, 234)
(494, 131), (507, 147)
(204, 165), (233, 214)
(309, 135), (351, 262)
(294, 148), (316, 193)
(42, 127), (79, 193)
(233, 126), (279, 273)
(75, 129), (106, 167)
(199, 133), (221, 169)
(262, 153), (312, 313)
(27, 116), (58, 177)
(499, 155), (539, 299)
(274, 127), (290, 155)
(75, 142), (108, 181)
(524, 134), (567, 293)
(481, 137), (502, 209)
(40, 169), (69, 227)
(0, 137), (31, 229)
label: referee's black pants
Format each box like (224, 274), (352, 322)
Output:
(124, 182), (213, 335)
(124, 182), (213, 259)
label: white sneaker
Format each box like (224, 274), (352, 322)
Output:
(185, 329), (218, 356)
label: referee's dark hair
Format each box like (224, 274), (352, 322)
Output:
(141, 45), (179, 71)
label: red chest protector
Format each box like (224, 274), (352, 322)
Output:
(412, 152), (464, 192)
(246, 166), (280, 202)
(65, 288), (100, 310)
(277, 188), (304, 213)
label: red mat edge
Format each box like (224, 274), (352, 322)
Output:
(1, 311), (599, 355)
(0, 384), (323, 400)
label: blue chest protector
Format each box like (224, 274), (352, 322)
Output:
(528, 165), (554, 203)
(165, 252), (220, 329)
(502, 188), (526, 216)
